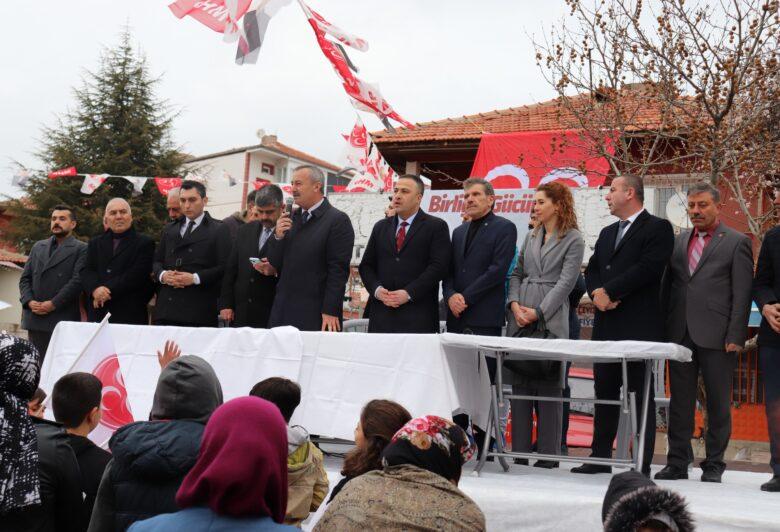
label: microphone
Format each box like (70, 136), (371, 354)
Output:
(285, 197), (295, 215)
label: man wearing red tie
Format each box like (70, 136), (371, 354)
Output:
(656, 181), (753, 483)
(359, 175), (451, 333)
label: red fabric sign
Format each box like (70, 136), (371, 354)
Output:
(471, 131), (611, 189)
(154, 177), (183, 196)
(48, 166), (77, 179)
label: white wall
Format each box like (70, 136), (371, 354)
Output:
(0, 267), (23, 332)
(185, 152), (248, 220)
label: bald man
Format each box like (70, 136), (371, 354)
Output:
(166, 187), (182, 222)
(82, 198), (156, 324)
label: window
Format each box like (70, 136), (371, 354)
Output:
(261, 162), (275, 176)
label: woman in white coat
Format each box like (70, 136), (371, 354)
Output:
(506, 182), (585, 467)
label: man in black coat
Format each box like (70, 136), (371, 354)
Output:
(752, 190), (780, 492)
(153, 180), (231, 327)
(443, 177), (517, 338)
(82, 198), (155, 325)
(267, 165), (354, 332)
(572, 175), (674, 476)
(220, 185), (283, 328)
(360, 174), (451, 333)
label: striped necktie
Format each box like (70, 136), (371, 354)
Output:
(689, 232), (707, 274)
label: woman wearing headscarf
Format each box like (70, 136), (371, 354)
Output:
(315, 415), (485, 532)
(88, 353), (224, 532)
(328, 399), (412, 503)
(128, 397), (295, 531)
(1, 333), (83, 532)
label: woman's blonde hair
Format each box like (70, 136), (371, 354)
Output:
(535, 181), (578, 236)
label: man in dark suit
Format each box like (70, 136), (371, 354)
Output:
(444, 177), (517, 338)
(752, 189), (780, 492)
(360, 174), (451, 333)
(656, 182), (753, 483)
(220, 185), (283, 328)
(82, 198), (155, 325)
(153, 180), (231, 327)
(572, 175), (674, 476)
(267, 165), (354, 331)
(19, 205), (87, 359)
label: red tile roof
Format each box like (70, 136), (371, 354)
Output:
(0, 249), (27, 264)
(372, 84), (688, 144)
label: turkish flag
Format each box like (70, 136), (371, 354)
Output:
(48, 166), (77, 179)
(471, 131), (612, 189)
(155, 177), (183, 196)
(168, 0), (252, 33)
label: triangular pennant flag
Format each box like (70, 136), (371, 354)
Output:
(48, 166), (77, 179)
(154, 177), (183, 196)
(80, 174), (109, 195)
(12, 168), (31, 187)
(120, 176), (148, 195)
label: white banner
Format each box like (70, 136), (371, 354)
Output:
(422, 188), (535, 247)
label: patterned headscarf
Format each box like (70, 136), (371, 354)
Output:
(382, 415), (477, 483)
(0, 333), (41, 513)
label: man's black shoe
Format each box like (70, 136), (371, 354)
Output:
(760, 475), (780, 492)
(701, 467), (723, 483)
(654, 465), (689, 480)
(513, 457), (529, 466)
(533, 460), (559, 469)
(570, 464), (611, 474)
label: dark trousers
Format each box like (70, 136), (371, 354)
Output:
(451, 325), (501, 457)
(592, 360), (656, 473)
(154, 318), (214, 328)
(667, 333), (735, 472)
(512, 384), (562, 455)
(760, 346), (780, 475)
(28, 330), (52, 364)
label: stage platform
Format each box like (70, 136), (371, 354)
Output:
(303, 454), (779, 531)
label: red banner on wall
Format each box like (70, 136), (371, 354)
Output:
(470, 131), (611, 189)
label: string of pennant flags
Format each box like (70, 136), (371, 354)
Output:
(41, 166), (183, 196)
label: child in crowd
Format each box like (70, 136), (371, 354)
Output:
(52, 372), (112, 527)
(27, 387), (47, 418)
(250, 377), (329, 526)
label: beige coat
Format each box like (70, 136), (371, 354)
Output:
(313, 465), (486, 532)
(286, 440), (329, 527)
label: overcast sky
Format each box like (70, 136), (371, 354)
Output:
(0, 0), (570, 198)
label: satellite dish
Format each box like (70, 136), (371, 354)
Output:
(665, 191), (692, 229)
(256, 129), (266, 140)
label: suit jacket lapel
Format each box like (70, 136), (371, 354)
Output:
(529, 230), (543, 274)
(540, 228), (561, 262)
(108, 229), (136, 263)
(691, 223), (726, 278)
(459, 222), (470, 259)
(677, 229), (692, 280)
(612, 210), (649, 257)
(178, 214), (211, 247)
(399, 211), (426, 253)
(42, 237), (73, 272)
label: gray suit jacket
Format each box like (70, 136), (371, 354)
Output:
(663, 222), (753, 350)
(507, 227), (585, 340)
(19, 236), (87, 332)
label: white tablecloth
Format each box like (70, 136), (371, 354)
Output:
(41, 323), (489, 440)
(440, 333), (692, 363)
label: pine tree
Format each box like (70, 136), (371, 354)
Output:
(5, 29), (185, 252)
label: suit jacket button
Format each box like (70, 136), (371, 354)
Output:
(606, 265), (611, 270)
(250, 278), (254, 283)
(107, 269), (111, 273)
(168, 297), (172, 301)
(248, 298), (253, 303)
(395, 258), (400, 262)
(462, 269), (466, 273)
(189, 248), (193, 252)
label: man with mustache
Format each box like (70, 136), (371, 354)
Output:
(267, 165), (354, 331)
(656, 181), (753, 483)
(220, 185), (283, 328)
(19, 205), (87, 360)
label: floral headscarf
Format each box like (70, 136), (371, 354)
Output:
(0, 333), (41, 513)
(382, 415), (477, 483)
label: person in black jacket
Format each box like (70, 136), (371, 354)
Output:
(572, 175), (674, 476)
(443, 177), (517, 338)
(51, 372), (111, 529)
(219, 185), (282, 328)
(1, 333), (83, 532)
(752, 194), (780, 492)
(602, 471), (694, 532)
(88, 347), (223, 532)
(267, 166), (355, 332)
(359, 175), (451, 333)
(153, 180), (232, 327)
(82, 198), (155, 325)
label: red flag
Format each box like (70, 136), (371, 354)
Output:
(168, 0), (252, 33)
(471, 131), (612, 189)
(48, 166), (77, 179)
(154, 177), (183, 196)
(253, 178), (271, 190)
(299, 1), (413, 129)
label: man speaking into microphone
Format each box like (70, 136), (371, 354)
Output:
(266, 165), (354, 331)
